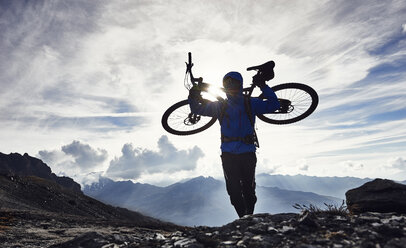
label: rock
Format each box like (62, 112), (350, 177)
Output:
(298, 211), (319, 229)
(346, 179), (406, 214)
(385, 237), (406, 248)
(173, 237), (202, 247)
(154, 233), (166, 240)
(49, 232), (109, 248)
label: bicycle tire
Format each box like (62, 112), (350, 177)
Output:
(162, 99), (217, 135)
(257, 83), (318, 124)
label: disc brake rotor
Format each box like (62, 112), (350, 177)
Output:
(184, 113), (201, 125)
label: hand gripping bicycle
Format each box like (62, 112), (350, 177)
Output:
(161, 53), (319, 135)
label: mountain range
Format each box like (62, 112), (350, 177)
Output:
(84, 173), (406, 226)
(84, 176), (344, 226)
(255, 173), (373, 199)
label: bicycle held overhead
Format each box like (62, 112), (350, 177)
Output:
(162, 52), (319, 136)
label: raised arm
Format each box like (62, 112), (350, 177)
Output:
(188, 88), (222, 117)
(251, 85), (280, 115)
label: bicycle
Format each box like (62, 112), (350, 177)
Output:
(162, 53), (319, 135)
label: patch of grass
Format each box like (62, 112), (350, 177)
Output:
(293, 200), (349, 216)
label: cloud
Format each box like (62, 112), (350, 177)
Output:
(385, 157), (406, 181)
(402, 24), (406, 33)
(38, 150), (71, 170)
(61, 141), (108, 168)
(0, 0), (149, 134)
(387, 157), (406, 170)
(38, 140), (108, 176)
(256, 158), (282, 175)
(296, 159), (309, 171)
(106, 135), (204, 180)
(343, 161), (364, 170)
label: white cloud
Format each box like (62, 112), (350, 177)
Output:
(61, 141), (108, 168)
(38, 140), (108, 177)
(386, 157), (406, 181)
(402, 23), (406, 33)
(387, 157), (406, 170)
(344, 161), (364, 170)
(80, 172), (104, 186)
(38, 150), (73, 172)
(255, 158), (282, 175)
(106, 135), (204, 180)
(297, 159), (309, 171)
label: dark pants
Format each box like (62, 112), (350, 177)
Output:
(221, 152), (257, 218)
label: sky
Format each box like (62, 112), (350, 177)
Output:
(1, 0), (405, 186)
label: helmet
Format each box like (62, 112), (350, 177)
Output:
(223, 71), (243, 90)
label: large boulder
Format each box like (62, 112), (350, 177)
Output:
(346, 178), (406, 214)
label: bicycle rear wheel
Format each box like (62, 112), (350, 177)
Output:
(162, 100), (217, 135)
(257, 83), (318, 124)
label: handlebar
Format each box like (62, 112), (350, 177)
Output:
(186, 52), (200, 84)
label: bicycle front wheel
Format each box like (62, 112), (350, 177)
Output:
(257, 83), (318, 124)
(162, 100), (217, 135)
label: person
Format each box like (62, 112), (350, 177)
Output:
(188, 64), (281, 218)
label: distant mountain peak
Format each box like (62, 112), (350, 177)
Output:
(186, 176), (217, 183)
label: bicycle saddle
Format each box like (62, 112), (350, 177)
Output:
(247, 61), (275, 81)
(247, 60), (275, 71)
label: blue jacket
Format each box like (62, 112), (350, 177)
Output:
(188, 85), (280, 154)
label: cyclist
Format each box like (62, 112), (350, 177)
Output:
(188, 66), (280, 218)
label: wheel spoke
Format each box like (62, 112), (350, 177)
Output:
(162, 100), (217, 135)
(258, 83), (318, 124)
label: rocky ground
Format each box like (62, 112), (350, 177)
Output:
(1, 209), (406, 248)
(0, 209), (183, 247)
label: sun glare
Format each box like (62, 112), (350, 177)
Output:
(202, 85), (226, 102)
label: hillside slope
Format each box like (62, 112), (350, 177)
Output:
(0, 152), (175, 230)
